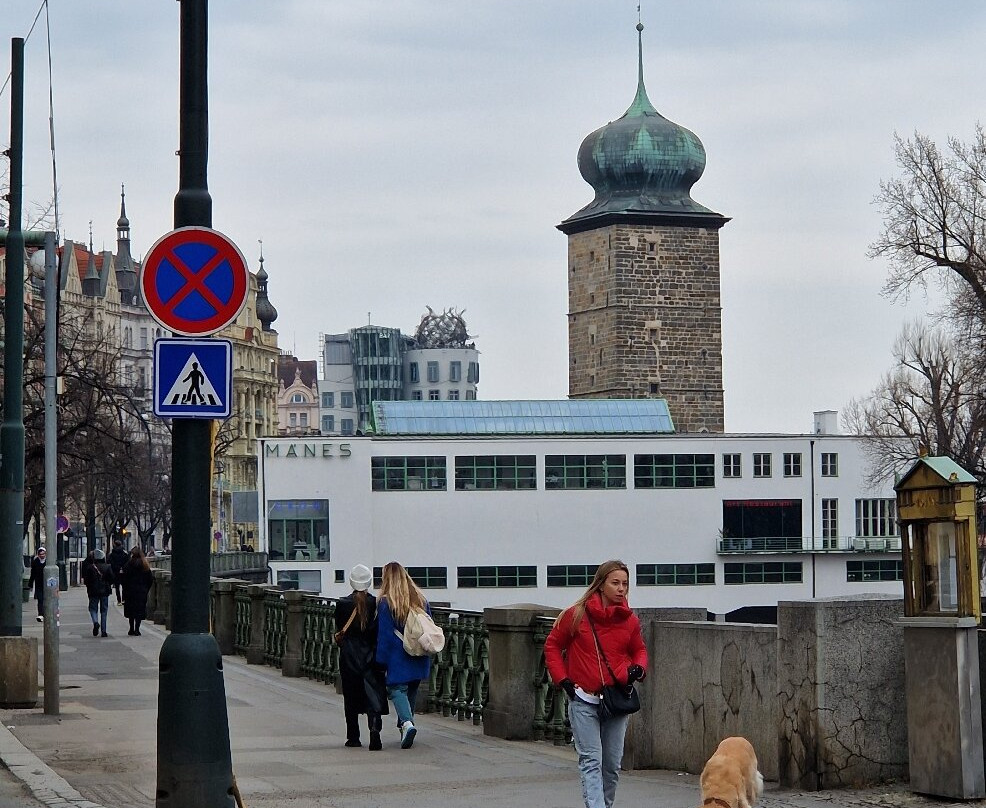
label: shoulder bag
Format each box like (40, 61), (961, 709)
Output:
(333, 606), (358, 645)
(587, 616), (641, 720)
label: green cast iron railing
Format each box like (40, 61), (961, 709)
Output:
(532, 615), (570, 745)
(233, 587), (251, 655)
(300, 595), (339, 684)
(217, 583), (568, 745)
(429, 607), (488, 724)
(263, 589), (287, 668)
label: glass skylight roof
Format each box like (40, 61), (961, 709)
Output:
(371, 400), (675, 436)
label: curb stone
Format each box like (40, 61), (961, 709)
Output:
(0, 721), (106, 808)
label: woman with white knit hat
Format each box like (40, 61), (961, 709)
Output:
(334, 564), (388, 750)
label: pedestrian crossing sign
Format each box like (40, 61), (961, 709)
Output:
(153, 338), (232, 418)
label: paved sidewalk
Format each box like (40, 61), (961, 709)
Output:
(1, 585), (983, 808)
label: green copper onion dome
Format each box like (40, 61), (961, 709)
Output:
(560, 23), (723, 233)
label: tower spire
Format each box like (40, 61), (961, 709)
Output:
(627, 20), (655, 115)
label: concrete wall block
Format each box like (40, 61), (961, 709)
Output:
(483, 604), (560, 740)
(635, 620), (777, 777)
(0, 637), (38, 707)
(777, 596), (907, 789)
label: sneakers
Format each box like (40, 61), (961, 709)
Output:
(400, 722), (417, 749)
(35, 616), (43, 623)
(369, 731), (382, 751)
(93, 623), (99, 637)
(101, 632), (108, 638)
(344, 739), (361, 748)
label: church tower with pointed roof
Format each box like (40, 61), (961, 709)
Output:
(558, 22), (726, 433)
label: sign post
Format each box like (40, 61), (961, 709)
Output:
(152, 2), (237, 804)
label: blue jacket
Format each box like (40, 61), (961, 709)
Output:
(375, 598), (432, 685)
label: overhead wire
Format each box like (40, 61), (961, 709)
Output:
(43, 0), (60, 239)
(0, 0), (48, 98)
(0, 0), (60, 239)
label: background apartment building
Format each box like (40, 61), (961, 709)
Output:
(319, 308), (480, 435)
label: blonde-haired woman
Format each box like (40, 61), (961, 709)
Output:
(375, 561), (431, 749)
(544, 560), (647, 808)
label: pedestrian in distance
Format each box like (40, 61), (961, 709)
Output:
(334, 564), (389, 750)
(82, 549), (114, 637)
(375, 561), (432, 749)
(544, 560), (648, 808)
(28, 547), (47, 622)
(120, 546), (154, 636)
(107, 539), (128, 604)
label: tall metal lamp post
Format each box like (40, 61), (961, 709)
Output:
(155, 2), (235, 805)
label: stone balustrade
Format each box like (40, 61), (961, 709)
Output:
(148, 574), (913, 788)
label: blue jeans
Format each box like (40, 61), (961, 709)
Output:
(88, 595), (109, 634)
(386, 681), (420, 727)
(568, 697), (630, 808)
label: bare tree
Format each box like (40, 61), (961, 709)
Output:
(871, 127), (986, 314)
(845, 322), (986, 486)
(6, 282), (170, 549)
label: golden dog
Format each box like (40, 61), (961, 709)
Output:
(699, 736), (764, 808)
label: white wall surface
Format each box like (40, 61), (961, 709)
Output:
(258, 433), (903, 614)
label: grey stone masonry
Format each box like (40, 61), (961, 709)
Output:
(777, 595), (907, 790)
(567, 223), (724, 433)
(639, 619), (777, 778)
(483, 604), (561, 740)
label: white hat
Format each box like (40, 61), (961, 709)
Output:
(349, 564), (372, 592)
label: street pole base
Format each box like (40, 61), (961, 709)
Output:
(156, 632), (235, 807)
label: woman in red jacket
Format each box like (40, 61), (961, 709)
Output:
(544, 560), (647, 808)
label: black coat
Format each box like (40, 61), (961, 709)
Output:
(28, 556), (45, 600)
(120, 561), (154, 620)
(335, 594), (388, 716)
(82, 559), (114, 598)
(107, 547), (128, 579)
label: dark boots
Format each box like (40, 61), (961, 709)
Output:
(368, 712), (382, 751)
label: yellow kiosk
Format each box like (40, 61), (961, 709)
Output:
(895, 456), (983, 798)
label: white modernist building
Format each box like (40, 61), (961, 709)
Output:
(256, 401), (903, 618)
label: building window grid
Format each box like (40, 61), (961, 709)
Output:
(321, 415), (334, 433)
(783, 453), (802, 477)
(546, 564), (598, 587)
(321, 392), (334, 408)
(821, 498), (838, 548)
(847, 560), (903, 583)
(455, 455), (537, 491)
(753, 453), (772, 478)
(340, 418), (354, 435)
(407, 566), (448, 588)
(409, 363), (419, 383)
(457, 565), (537, 588)
(449, 361), (461, 382)
(636, 563), (716, 586)
(371, 456), (447, 491)
(722, 454), (741, 478)
(545, 455), (627, 490)
(634, 454), (715, 489)
(341, 391), (354, 408)
(855, 498), (898, 537)
(821, 453), (839, 477)
(427, 361), (439, 383)
(724, 562), (803, 585)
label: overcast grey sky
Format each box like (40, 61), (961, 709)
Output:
(4, 1), (981, 433)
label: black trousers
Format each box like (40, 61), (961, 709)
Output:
(345, 708), (382, 742)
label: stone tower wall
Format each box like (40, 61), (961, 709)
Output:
(567, 222), (724, 432)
